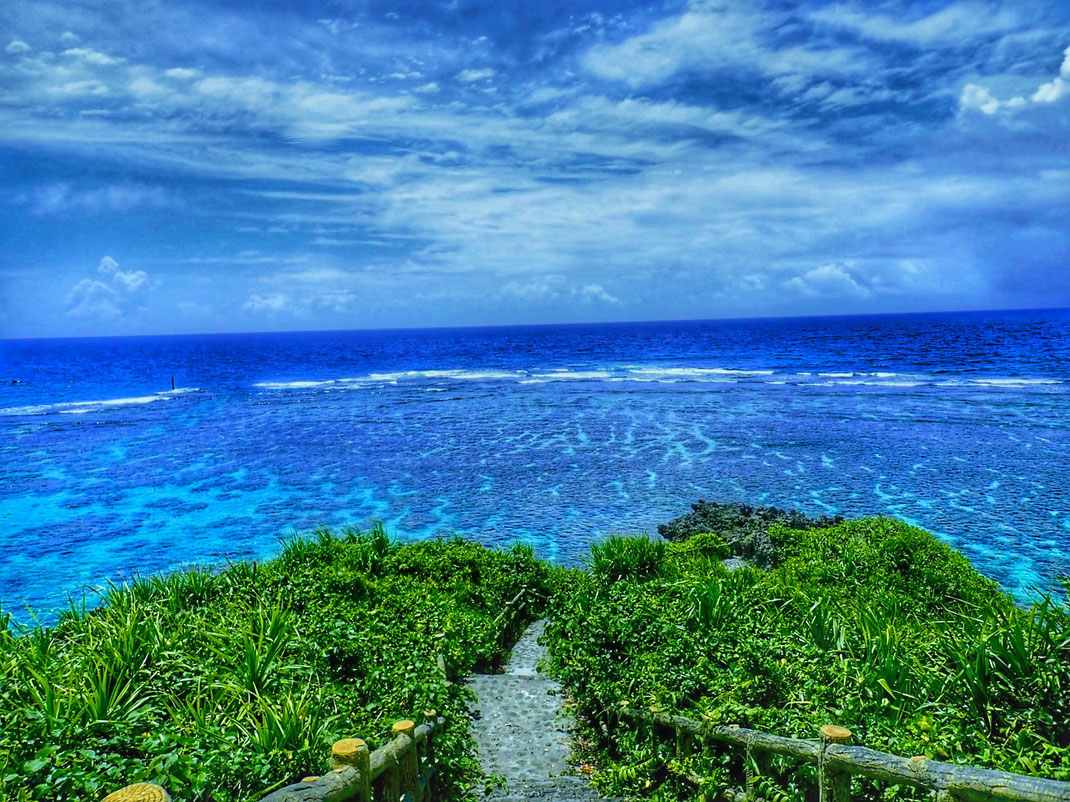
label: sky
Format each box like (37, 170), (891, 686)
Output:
(1, 0), (1068, 338)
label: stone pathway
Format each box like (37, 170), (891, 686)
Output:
(468, 620), (615, 801)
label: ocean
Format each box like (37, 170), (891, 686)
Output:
(2, 308), (1068, 620)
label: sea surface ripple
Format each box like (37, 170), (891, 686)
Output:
(2, 309), (1068, 619)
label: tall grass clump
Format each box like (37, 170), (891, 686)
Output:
(0, 530), (549, 801)
(544, 519), (1070, 801)
(589, 535), (669, 583)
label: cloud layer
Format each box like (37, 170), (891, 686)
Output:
(1, 0), (1068, 336)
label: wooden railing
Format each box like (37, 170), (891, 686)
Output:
(259, 712), (445, 802)
(102, 584), (538, 802)
(619, 707), (1070, 802)
(490, 586), (535, 653)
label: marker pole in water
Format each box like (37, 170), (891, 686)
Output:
(171, 376), (174, 390)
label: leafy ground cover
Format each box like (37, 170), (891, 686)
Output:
(545, 519), (1070, 801)
(0, 528), (549, 801)
(2, 514), (1066, 802)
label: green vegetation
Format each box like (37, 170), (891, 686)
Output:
(545, 519), (1070, 801)
(2, 514), (1067, 802)
(0, 528), (549, 802)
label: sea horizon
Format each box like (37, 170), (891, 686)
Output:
(5, 303), (1069, 344)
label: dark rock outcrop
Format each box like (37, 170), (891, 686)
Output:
(657, 500), (843, 567)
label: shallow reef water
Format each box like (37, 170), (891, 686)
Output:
(1, 309), (1069, 619)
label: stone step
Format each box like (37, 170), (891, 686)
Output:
(469, 620), (617, 801)
(483, 776), (618, 801)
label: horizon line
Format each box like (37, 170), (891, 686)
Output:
(3, 303), (1069, 343)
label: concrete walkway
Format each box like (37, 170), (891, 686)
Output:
(467, 620), (615, 801)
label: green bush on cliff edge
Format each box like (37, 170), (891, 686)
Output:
(545, 517), (1070, 801)
(0, 529), (550, 802)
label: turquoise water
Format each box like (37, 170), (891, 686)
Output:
(2, 310), (1069, 619)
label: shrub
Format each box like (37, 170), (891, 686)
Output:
(545, 517), (1070, 801)
(0, 531), (548, 802)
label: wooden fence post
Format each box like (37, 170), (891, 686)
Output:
(819, 725), (853, 802)
(421, 710), (438, 801)
(394, 720), (418, 802)
(746, 741), (772, 802)
(102, 784), (171, 802)
(331, 738), (371, 802)
(676, 729), (695, 758)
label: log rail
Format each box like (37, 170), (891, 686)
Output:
(619, 708), (1070, 802)
(258, 712), (444, 802)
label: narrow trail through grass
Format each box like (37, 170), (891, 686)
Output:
(467, 621), (615, 802)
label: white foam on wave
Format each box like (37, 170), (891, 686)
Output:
(254, 380), (335, 389)
(529, 370), (614, 381)
(969, 378), (1062, 387)
(247, 367), (1065, 395)
(365, 369), (520, 382)
(831, 380), (923, 387)
(609, 377), (687, 384)
(0, 388), (200, 417)
(255, 369), (521, 389)
(629, 367), (773, 377)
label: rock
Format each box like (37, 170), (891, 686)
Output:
(657, 500), (843, 567)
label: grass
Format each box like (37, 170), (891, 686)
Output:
(0, 527), (549, 801)
(544, 518), (1070, 801)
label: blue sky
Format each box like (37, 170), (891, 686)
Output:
(1, 0), (1068, 337)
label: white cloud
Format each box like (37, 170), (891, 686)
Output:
(457, 68), (494, 82)
(48, 80), (109, 96)
(810, 4), (1020, 45)
(164, 67), (199, 80)
(582, 5), (867, 88)
(579, 284), (620, 304)
(784, 264), (870, 299)
(960, 45), (1070, 116)
(98, 255), (147, 291)
(1032, 77), (1065, 104)
(65, 256), (149, 319)
(5, 39), (31, 55)
(62, 47), (123, 66)
(499, 277), (619, 305)
(1032, 46), (1070, 103)
(960, 84), (1005, 115)
(18, 182), (173, 215)
(243, 292), (290, 313)
(242, 266), (362, 315)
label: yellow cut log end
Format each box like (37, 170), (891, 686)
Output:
(819, 725), (853, 744)
(331, 738), (368, 767)
(102, 783), (171, 802)
(391, 719), (416, 736)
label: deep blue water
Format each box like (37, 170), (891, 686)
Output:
(2, 309), (1069, 620)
